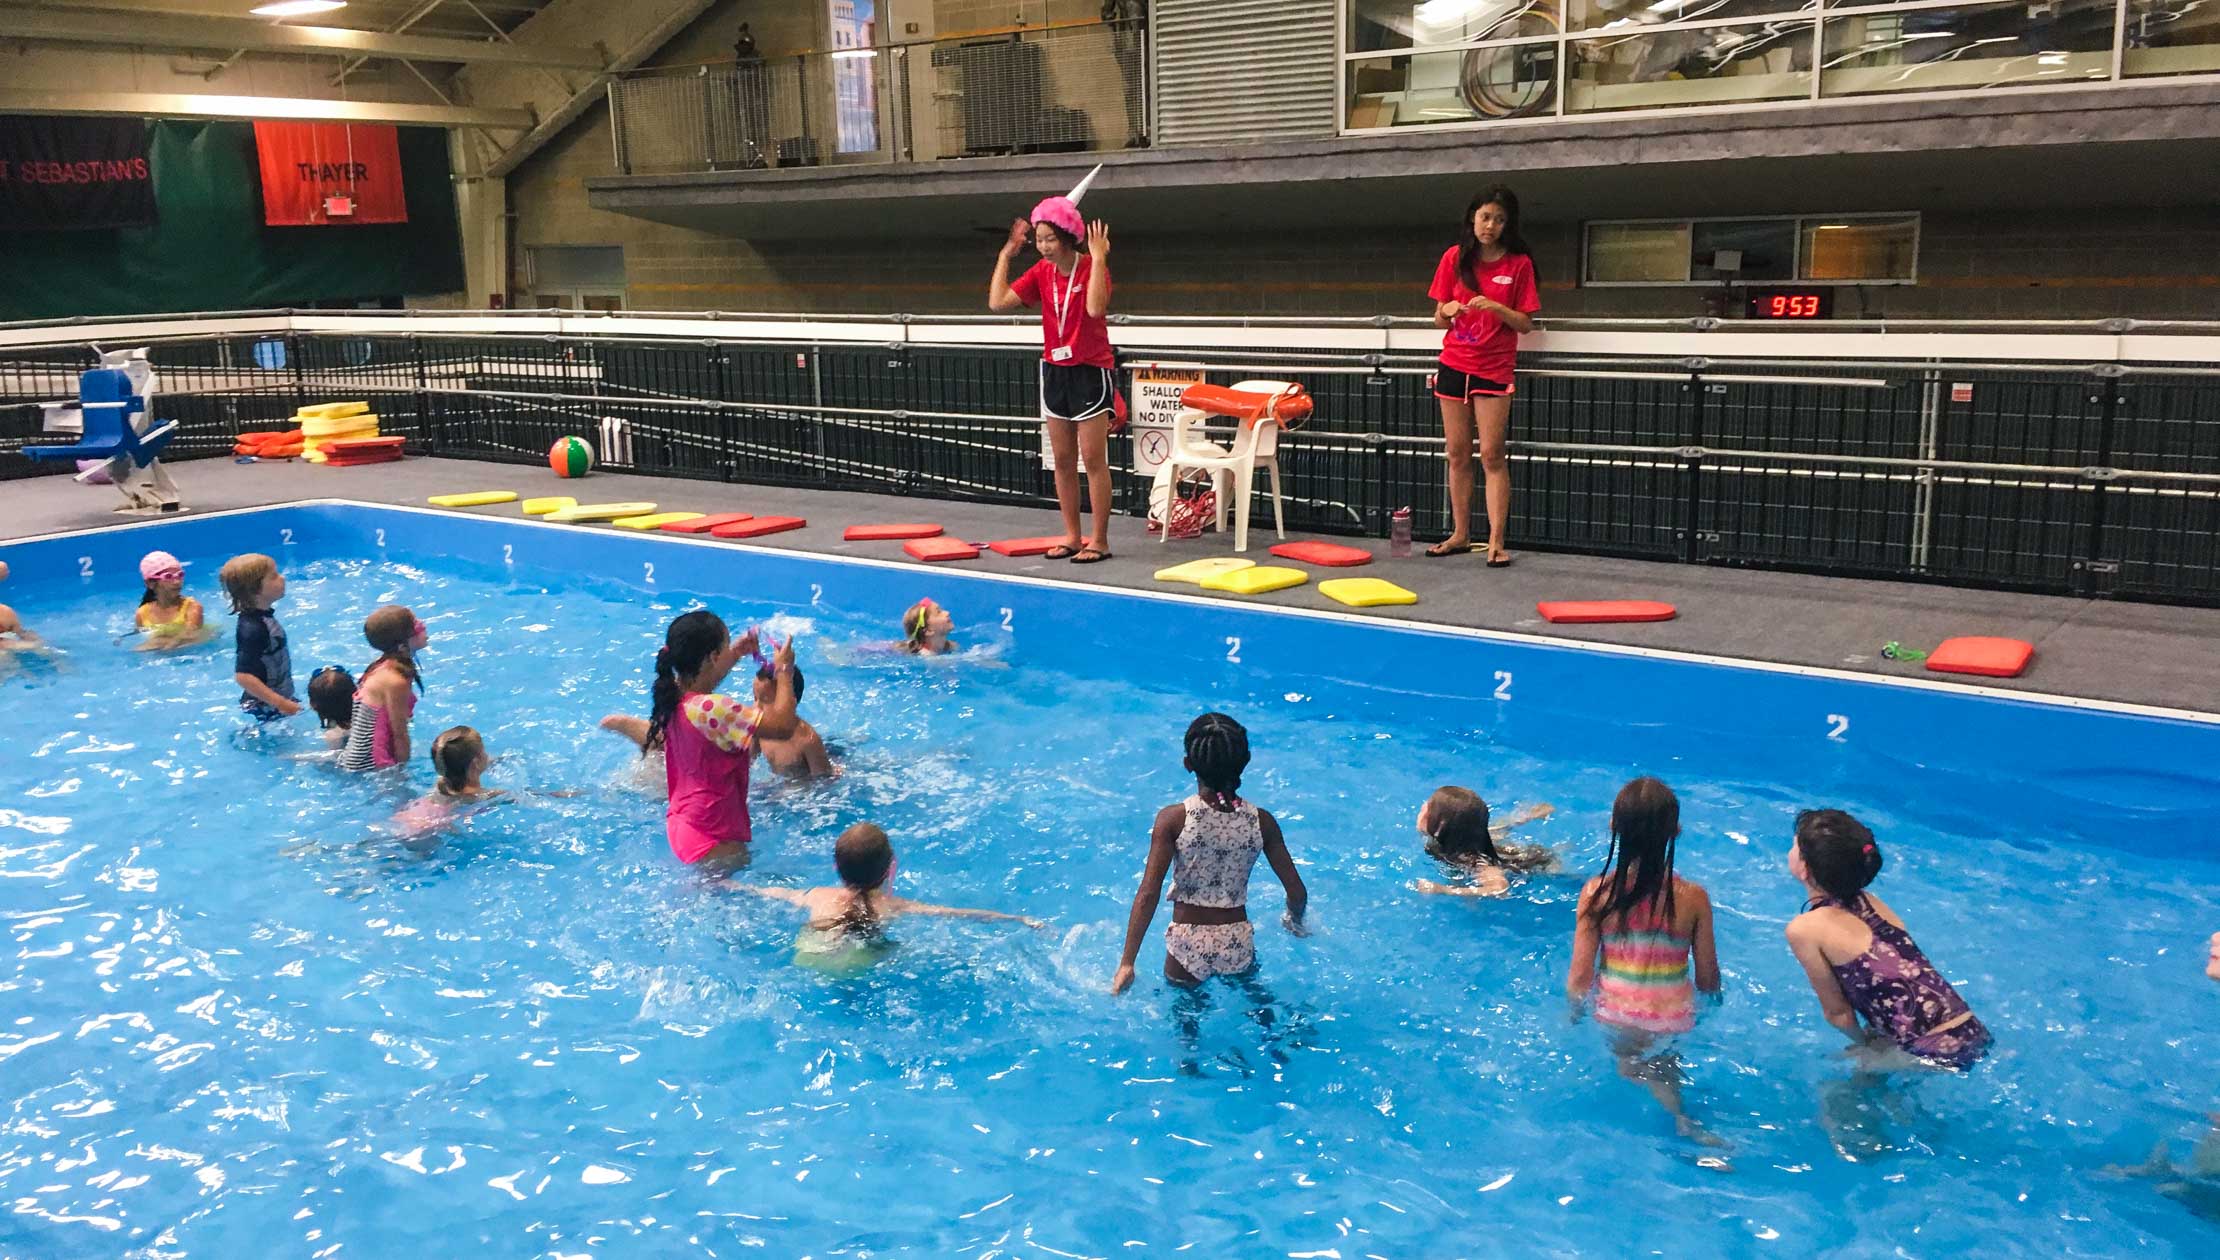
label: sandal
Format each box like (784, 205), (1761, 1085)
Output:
(1071, 546), (1112, 564)
(1486, 550), (1514, 569)
(1425, 539), (1475, 558)
(1043, 543), (1082, 560)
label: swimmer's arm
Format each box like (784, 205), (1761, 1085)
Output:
(732, 885), (811, 908)
(1688, 884), (1721, 996)
(598, 714), (651, 749)
(1259, 810), (1307, 928)
(1566, 881), (1602, 1011)
(234, 671), (302, 716)
(891, 898), (1045, 929)
(800, 731), (837, 779)
(1787, 917), (1863, 1041)
(1491, 801), (1554, 836)
(1111, 806), (1182, 994)
(751, 646), (802, 741)
(184, 600), (204, 630)
(1412, 867), (1510, 898)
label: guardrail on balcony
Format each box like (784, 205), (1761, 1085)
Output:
(5, 310), (2220, 606)
(608, 16), (1151, 175)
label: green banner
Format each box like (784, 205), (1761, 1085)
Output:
(0, 119), (462, 319)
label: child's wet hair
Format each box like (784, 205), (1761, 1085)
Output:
(1423, 785), (1501, 865)
(1585, 776), (1681, 924)
(646, 609), (728, 752)
(902, 599), (941, 651)
(363, 604), (424, 693)
(217, 553), (276, 613)
(308, 666), (355, 730)
(430, 725), (484, 795)
(1795, 808), (1882, 904)
(1183, 712), (1249, 808)
(757, 661), (804, 702)
(834, 822), (895, 934)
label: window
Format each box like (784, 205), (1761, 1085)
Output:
(1583, 214), (1918, 285)
(526, 246), (626, 311)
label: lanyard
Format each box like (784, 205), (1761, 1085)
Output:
(1047, 258), (1083, 347)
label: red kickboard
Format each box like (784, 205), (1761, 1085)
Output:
(662, 513), (752, 534)
(323, 451), (405, 466)
(711, 515), (806, 539)
(1537, 600), (1678, 624)
(1269, 540), (1374, 567)
(324, 436), (406, 455)
(1925, 635), (2034, 678)
(844, 523), (944, 541)
(904, 537), (980, 562)
(988, 535), (1068, 557)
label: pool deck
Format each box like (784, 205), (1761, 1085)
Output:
(7, 455), (2219, 717)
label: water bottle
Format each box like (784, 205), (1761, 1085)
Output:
(1390, 506), (1412, 558)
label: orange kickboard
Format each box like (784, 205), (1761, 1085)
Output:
(1269, 540), (1374, 567)
(1536, 600), (1678, 624)
(711, 516), (806, 539)
(987, 535), (1067, 557)
(904, 537), (980, 562)
(1925, 636), (2034, 678)
(845, 523), (944, 541)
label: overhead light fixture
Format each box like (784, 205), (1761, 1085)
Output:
(250, 1), (348, 17)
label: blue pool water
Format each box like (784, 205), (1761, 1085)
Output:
(2, 505), (2218, 1257)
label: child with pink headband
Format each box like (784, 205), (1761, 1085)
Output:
(988, 165), (1121, 565)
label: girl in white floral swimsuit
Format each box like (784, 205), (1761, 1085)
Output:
(1111, 713), (1309, 993)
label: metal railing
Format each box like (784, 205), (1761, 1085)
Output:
(608, 17), (1151, 175)
(5, 309), (2220, 606)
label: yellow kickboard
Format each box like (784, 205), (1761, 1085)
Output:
(546, 501), (658, 523)
(1201, 565), (1309, 595)
(296, 401), (370, 421)
(612, 511), (703, 530)
(427, 491), (518, 508)
(1153, 556), (1255, 585)
(1319, 577), (1418, 608)
(521, 496), (577, 516)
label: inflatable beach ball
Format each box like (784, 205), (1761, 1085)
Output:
(549, 436), (594, 478)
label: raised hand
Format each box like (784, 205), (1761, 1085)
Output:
(1002, 217), (1030, 257)
(1087, 219), (1111, 262)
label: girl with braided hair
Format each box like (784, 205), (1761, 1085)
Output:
(647, 609), (801, 867)
(1112, 713), (1308, 994)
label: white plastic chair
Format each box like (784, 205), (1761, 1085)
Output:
(1159, 379), (1294, 553)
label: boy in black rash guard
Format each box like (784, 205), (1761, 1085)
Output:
(219, 553), (300, 720)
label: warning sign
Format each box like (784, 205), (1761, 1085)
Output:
(1129, 362), (1206, 475)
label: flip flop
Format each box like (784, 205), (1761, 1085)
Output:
(1071, 546), (1112, 564)
(1043, 543), (1082, 560)
(1486, 552), (1515, 569)
(1425, 539), (1475, 558)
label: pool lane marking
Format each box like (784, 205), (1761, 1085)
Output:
(9, 496), (2218, 728)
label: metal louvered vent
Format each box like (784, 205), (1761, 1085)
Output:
(1154, 0), (1338, 146)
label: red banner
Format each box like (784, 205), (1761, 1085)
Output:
(252, 121), (406, 226)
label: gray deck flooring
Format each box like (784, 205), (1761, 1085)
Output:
(6, 456), (2217, 715)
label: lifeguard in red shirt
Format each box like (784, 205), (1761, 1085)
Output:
(988, 165), (1120, 565)
(1425, 186), (1541, 566)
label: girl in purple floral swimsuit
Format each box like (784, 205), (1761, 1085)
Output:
(1784, 809), (1992, 1069)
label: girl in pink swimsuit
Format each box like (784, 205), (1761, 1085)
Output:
(1567, 777), (1723, 1143)
(645, 610), (800, 867)
(340, 605), (427, 772)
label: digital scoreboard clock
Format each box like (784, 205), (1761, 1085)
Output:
(1745, 289), (1833, 320)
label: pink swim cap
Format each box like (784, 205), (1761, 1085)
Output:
(139, 550), (184, 582)
(1029, 196), (1083, 240)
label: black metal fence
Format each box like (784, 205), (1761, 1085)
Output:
(6, 321), (2219, 607)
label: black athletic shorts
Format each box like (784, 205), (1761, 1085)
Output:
(1039, 361), (1117, 421)
(1433, 361), (1514, 401)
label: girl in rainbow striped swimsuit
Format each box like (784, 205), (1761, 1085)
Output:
(1567, 777), (1723, 1143)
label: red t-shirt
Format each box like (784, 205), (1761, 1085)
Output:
(1428, 247), (1540, 383)
(1011, 256), (1115, 369)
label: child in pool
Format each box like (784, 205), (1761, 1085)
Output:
(425, 725), (507, 804)
(899, 598), (958, 655)
(2209, 930), (2220, 982)
(649, 610), (802, 867)
(308, 666), (355, 746)
(133, 550), (209, 649)
(219, 553), (300, 719)
(1410, 786), (1557, 897)
(1566, 776), (1722, 1140)
(0, 603), (39, 653)
(601, 658), (834, 781)
(340, 605), (427, 772)
(737, 822), (1042, 970)
(1112, 713), (1309, 994)
(1784, 808), (1992, 1069)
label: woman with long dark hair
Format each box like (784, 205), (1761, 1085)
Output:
(1425, 185), (1540, 565)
